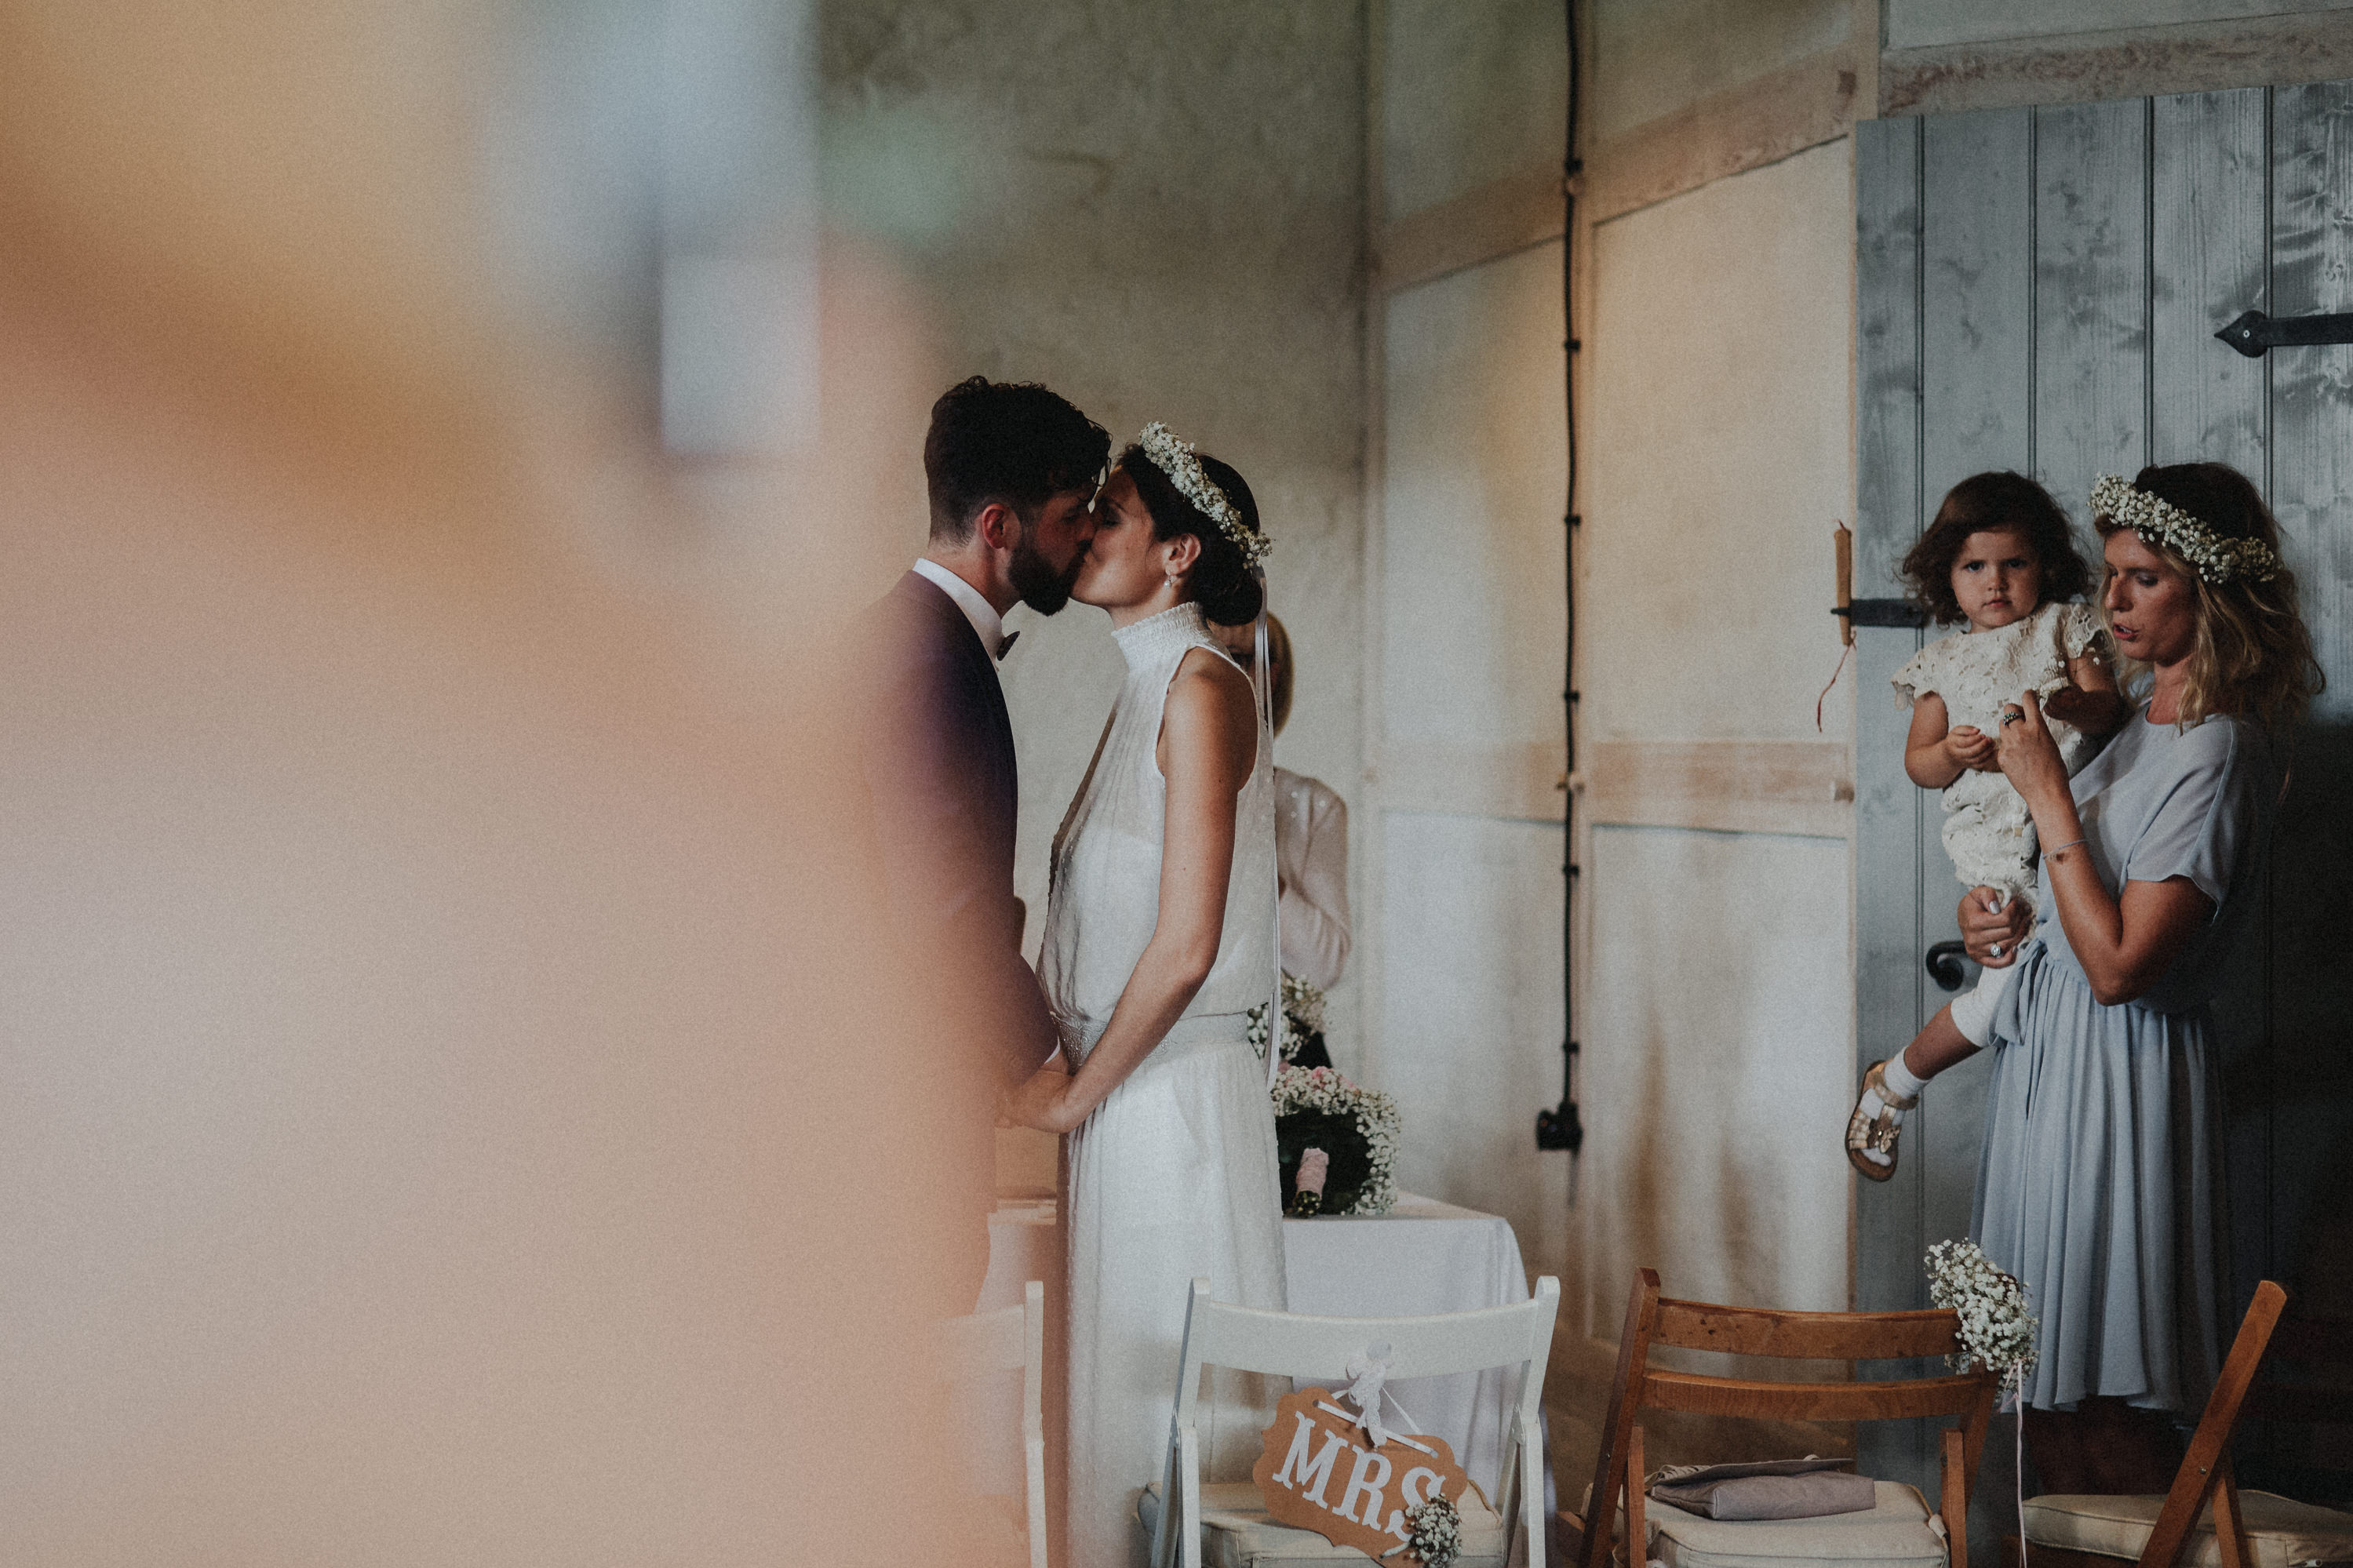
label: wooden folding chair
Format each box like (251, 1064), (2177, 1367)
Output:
(1146, 1274), (1561, 1568)
(1567, 1268), (1997, 1568)
(2011, 1280), (2353, 1568)
(934, 1279), (1050, 1568)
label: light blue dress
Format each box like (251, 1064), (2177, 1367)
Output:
(1972, 705), (2271, 1412)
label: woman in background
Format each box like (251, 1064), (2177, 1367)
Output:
(1961, 464), (2321, 1490)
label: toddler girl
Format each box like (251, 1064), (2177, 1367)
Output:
(1846, 471), (2124, 1180)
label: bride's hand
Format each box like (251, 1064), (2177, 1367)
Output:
(1000, 1067), (1087, 1135)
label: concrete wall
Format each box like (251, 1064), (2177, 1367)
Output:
(1577, 136), (1858, 1344)
(817, 0), (1369, 1057)
(1366, 0), (1572, 1277)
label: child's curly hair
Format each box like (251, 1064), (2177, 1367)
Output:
(1900, 471), (2094, 626)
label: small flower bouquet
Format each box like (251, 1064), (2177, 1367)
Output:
(1925, 1239), (2038, 1387)
(1271, 1065), (1399, 1217)
(1927, 1239), (2039, 1547)
(1248, 972), (1328, 1066)
(1383, 1496), (1462, 1566)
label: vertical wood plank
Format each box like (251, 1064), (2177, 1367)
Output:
(1854, 110), (1927, 1311)
(1922, 109), (2036, 498)
(2154, 84), (2273, 1314)
(2034, 97), (2150, 524)
(1917, 106), (2034, 1279)
(2264, 80), (2353, 1308)
(1852, 112), (1929, 1509)
(2152, 89), (2268, 474)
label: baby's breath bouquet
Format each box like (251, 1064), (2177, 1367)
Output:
(1247, 972), (1328, 1065)
(1927, 1239), (2038, 1547)
(1382, 1495), (1462, 1566)
(1270, 1065), (1399, 1217)
(1925, 1239), (2039, 1384)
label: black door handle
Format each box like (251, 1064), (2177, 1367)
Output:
(1925, 940), (1969, 992)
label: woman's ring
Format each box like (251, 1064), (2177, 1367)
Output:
(2000, 708), (2023, 726)
(1990, 942), (2004, 958)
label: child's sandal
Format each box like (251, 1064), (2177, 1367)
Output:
(1845, 1060), (1917, 1183)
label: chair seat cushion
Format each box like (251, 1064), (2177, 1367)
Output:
(2024, 1489), (2353, 1568)
(1137, 1480), (1510, 1568)
(1642, 1481), (1950, 1568)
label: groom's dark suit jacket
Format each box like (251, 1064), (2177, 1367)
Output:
(854, 569), (1058, 1094)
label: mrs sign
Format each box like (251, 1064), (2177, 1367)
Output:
(1252, 1386), (1476, 1559)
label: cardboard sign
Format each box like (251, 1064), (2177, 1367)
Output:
(1251, 1386), (1476, 1560)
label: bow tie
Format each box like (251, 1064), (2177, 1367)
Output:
(995, 630), (1019, 661)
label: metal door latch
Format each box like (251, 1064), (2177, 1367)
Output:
(2216, 309), (2353, 357)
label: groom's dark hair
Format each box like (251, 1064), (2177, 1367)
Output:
(924, 377), (1110, 544)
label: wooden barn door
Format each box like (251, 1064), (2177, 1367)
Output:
(1854, 83), (2353, 1543)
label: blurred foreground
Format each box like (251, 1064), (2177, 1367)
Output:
(0, 2), (991, 1561)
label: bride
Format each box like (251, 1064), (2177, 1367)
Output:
(1002, 424), (1285, 1568)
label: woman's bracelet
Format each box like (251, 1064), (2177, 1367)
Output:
(2044, 837), (2087, 857)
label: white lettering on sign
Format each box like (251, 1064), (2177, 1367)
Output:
(1273, 1411), (1349, 1507)
(1255, 1388), (1478, 1560)
(1337, 1446), (1393, 1524)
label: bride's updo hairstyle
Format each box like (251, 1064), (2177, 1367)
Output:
(1117, 444), (1266, 627)
(2093, 462), (2322, 732)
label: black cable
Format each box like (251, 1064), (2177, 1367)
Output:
(1537, 0), (1585, 1156)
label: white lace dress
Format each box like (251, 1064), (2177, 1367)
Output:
(1041, 602), (1288, 1568)
(1892, 601), (2108, 902)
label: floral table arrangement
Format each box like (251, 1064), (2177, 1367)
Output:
(1270, 1065), (1399, 1217)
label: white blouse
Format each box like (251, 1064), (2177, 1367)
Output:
(1273, 766), (1350, 990)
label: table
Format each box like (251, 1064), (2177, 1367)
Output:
(968, 1192), (1533, 1504)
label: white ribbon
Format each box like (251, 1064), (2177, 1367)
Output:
(1312, 1342), (1436, 1454)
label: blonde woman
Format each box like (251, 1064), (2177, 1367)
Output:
(1961, 463), (2322, 1491)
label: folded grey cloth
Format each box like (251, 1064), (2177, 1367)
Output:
(1646, 1456), (1877, 1521)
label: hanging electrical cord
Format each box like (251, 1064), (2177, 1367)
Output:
(1535, 0), (1584, 1158)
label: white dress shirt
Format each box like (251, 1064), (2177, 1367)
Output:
(912, 557), (1011, 657)
(1273, 766), (1350, 989)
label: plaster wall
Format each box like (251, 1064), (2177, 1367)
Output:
(1379, 0), (1568, 220)
(817, 1), (1369, 1042)
(1369, 3), (1571, 1277)
(1581, 142), (1856, 748)
(1575, 139), (1857, 1344)
(1591, 0), (1853, 141)
(1374, 242), (1569, 1269)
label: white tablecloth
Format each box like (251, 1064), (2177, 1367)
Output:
(967, 1192), (1532, 1504)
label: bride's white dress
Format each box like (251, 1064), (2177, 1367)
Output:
(1041, 602), (1288, 1568)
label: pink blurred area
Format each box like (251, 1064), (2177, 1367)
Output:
(0, 2), (990, 1562)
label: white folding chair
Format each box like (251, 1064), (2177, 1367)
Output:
(1146, 1274), (1561, 1568)
(934, 1279), (1049, 1568)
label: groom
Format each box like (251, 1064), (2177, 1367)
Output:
(857, 376), (1109, 1298)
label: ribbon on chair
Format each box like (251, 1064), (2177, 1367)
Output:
(1313, 1341), (1437, 1455)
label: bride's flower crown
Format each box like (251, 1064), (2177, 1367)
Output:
(2092, 474), (2280, 586)
(1138, 422), (1271, 569)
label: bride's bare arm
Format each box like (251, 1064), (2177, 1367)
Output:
(1007, 648), (1256, 1134)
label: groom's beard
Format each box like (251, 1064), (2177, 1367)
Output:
(1009, 536), (1084, 617)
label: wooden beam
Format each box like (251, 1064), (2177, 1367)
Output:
(1584, 45), (1865, 226)
(1881, 11), (2353, 119)
(1580, 740), (1851, 839)
(1375, 162), (1564, 296)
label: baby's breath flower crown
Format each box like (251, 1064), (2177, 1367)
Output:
(2093, 474), (2280, 586)
(1138, 421), (1272, 569)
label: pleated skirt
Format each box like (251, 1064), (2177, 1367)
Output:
(1063, 1035), (1288, 1568)
(1973, 942), (2230, 1413)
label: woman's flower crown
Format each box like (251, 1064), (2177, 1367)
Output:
(2092, 474), (2280, 586)
(1138, 422), (1271, 569)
